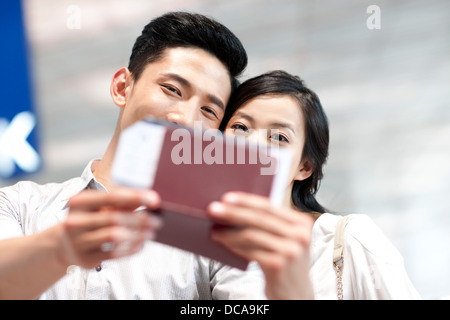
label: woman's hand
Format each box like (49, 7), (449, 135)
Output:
(207, 192), (315, 300)
(59, 187), (162, 269)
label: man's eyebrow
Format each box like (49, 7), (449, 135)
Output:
(161, 72), (192, 88)
(161, 72), (224, 111)
(207, 94), (225, 111)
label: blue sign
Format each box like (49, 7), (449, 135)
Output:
(0, 1), (40, 179)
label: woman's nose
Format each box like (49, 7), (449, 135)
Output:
(246, 130), (268, 147)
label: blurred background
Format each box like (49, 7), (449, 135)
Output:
(1, 0), (449, 299)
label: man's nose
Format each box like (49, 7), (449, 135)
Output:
(166, 112), (187, 126)
(165, 104), (195, 127)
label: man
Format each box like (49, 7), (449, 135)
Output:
(0, 12), (266, 299)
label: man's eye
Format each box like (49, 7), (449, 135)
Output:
(201, 106), (218, 119)
(161, 84), (181, 96)
(230, 123), (248, 132)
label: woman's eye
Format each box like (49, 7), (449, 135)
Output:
(230, 123), (248, 132)
(270, 133), (289, 143)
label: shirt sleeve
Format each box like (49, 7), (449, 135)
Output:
(209, 260), (267, 300)
(0, 183), (25, 240)
(344, 214), (421, 299)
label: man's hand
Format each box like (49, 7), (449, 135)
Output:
(59, 187), (162, 269)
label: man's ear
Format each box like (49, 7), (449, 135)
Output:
(294, 160), (314, 182)
(110, 67), (132, 108)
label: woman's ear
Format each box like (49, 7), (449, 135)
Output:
(294, 160), (314, 182)
(110, 67), (132, 108)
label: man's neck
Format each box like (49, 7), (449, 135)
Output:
(92, 129), (121, 190)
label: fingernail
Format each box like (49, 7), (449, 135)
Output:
(209, 201), (226, 215)
(142, 191), (158, 206)
(223, 192), (239, 204)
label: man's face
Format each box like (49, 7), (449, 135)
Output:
(118, 47), (232, 131)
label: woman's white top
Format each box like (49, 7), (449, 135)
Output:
(310, 213), (421, 299)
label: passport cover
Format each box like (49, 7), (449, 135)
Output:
(112, 117), (291, 270)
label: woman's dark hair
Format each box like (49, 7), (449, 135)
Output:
(220, 70), (329, 213)
(128, 11), (247, 91)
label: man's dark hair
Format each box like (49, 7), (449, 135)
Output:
(128, 11), (247, 90)
(220, 70), (329, 213)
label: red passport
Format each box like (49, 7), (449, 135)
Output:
(112, 118), (291, 269)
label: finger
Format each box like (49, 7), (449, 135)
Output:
(208, 201), (308, 240)
(208, 201), (277, 232)
(68, 188), (160, 212)
(211, 227), (304, 260)
(221, 192), (308, 222)
(101, 228), (154, 260)
(222, 192), (274, 213)
(65, 211), (162, 234)
(73, 225), (154, 257)
(73, 237), (149, 268)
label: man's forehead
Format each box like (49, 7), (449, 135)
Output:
(138, 47), (231, 96)
(150, 47), (226, 71)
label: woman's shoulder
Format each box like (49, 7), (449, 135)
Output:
(314, 213), (404, 263)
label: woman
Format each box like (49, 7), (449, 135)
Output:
(207, 70), (420, 299)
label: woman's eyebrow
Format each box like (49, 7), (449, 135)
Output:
(232, 111), (295, 133)
(270, 121), (296, 134)
(232, 111), (254, 123)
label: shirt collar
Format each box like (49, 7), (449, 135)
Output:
(85, 159), (108, 192)
(60, 159), (107, 208)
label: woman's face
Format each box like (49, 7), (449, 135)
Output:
(224, 94), (312, 207)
